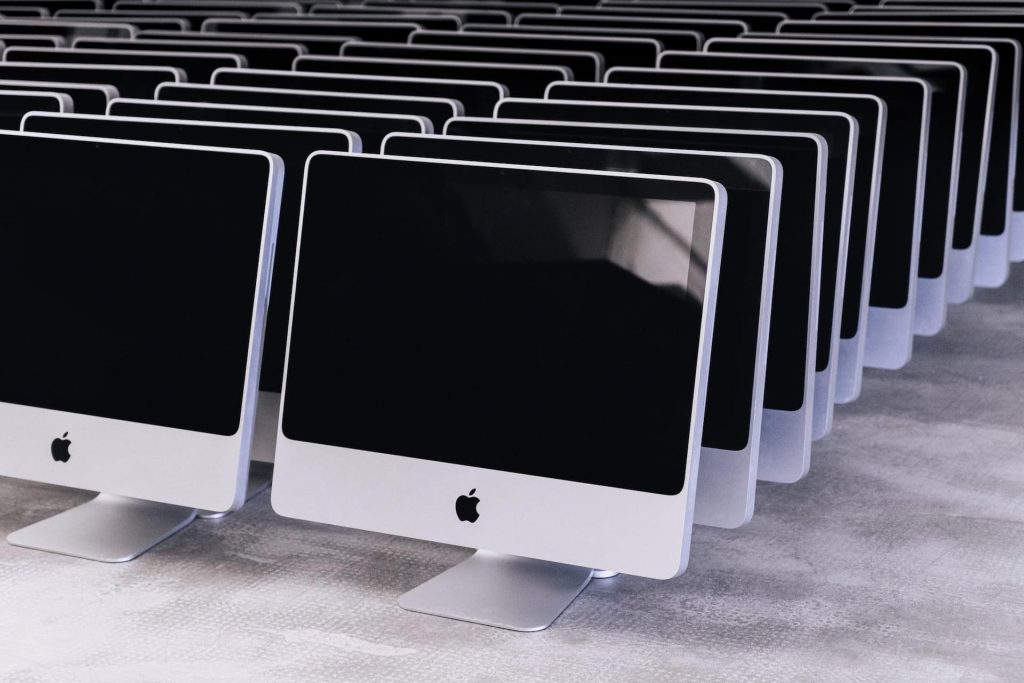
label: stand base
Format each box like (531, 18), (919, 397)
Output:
(7, 493), (196, 563)
(398, 550), (595, 631)
(197, 461), (273, 519)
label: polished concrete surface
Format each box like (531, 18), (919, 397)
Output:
(1, 267), (1022, 681)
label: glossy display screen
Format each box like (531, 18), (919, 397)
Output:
(496, 98), (848, 374)
(20, 114), (356, 394)
(0, 133), (271, 434)
(445, 117), (820, 413)
(283, 154), (716, 495)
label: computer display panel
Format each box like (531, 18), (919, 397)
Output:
(777, 20), (1024, 264)
(456, 23), (702, 52)
(637, 56), (931, 367)
(559, 6), (788, 33)
(19, 112), (361, 465)
(2, 46), (244, 82)
(115, 0), (302, 13)
(56, 8), (248, 31)
(0, 78), (112, 113)
(706, 37), (1006, 291)
(0, 90), (69, 127)
(0, 0), (98, 12)
(549, 80), (880, 409)
(253, 11), (462, 30)
(599, 1), (828, 21)
(0, 19), (136, 39)
(292, 55), (569, 98)
(0, 130), (280, 513)
(605, 66), (938, 353)
(137, 29), (355, 55)
(202, 19), (421, 42)
(49, 14), (191, 32)
(211, 67), (505, 118)
(340, 40), (603, 82)
(443, 116), (824, 484)
(312, 5), (513, 26)
(0, 62), (182, 98)
(72, 37), (305, 71)
(274, 152), (725, 579)
(107, 97), (428, 152)
(0, 34), (66, 47)
(363, 0), (557, 20)
(155, 82), (461, 131)
(496, 97), (849, 440)
(407, 28), (661, 68)
(381, 131), (779, 528)
(513, 13), (749, 48)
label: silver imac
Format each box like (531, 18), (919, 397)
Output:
(273, 153), (726, 630)
(0, 130), (282, 561)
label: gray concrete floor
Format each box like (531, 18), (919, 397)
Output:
(1, 267), (1023, 682)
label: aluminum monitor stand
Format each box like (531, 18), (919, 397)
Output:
(6, 493), (196, 563)
(399, 551), (618, 631)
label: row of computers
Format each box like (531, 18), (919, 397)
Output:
(0, 0), (1020, 631)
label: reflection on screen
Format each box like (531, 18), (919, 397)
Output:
(283, 155), (716, 495)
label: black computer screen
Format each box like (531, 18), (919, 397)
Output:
(20, 114), (357, 394)
(341, 41), (602, 82)
(293, 55), (568, 98)
(0, 91), (65, 128)
(496, 98), (847, 374)
(106, 98), (423, 152)
(409, 29), (660, 68)
(284, 154), (716, 495)
(703, 39), (999, 243)
(382, 133), (772, 452)
(444, 117), (819, 413)
(0, 78), (110, 114)
(0, 133), (272, 435)
(549, 81), (876, 344)
(2, 46), (240, 83)
(778, 21), (1024, 213)
(598, 70), (923, 332)
(0, 62), (179, 99)
(156, 83), (458, 132)
(212, 68), (504, 118)
(636, 56), (929, 309)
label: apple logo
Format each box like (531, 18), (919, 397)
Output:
(455, 489), (480, 523)
(51, 432), (71, 463)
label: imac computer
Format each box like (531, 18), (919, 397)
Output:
(0, 78), (114, 114)
(704, 37), (1004, 294)
(545, 81), (881, 427)
(493, 97), (853, 443)
(0, 62), (182, 98)
(2, 46), (244, 82)
(72, 37), (306, 71)
(407, 29), (661, 68)
(137, 29), (355, 55)
(444, 116), (825, 484)
(0, 130), (281, 561)
(777, 20), (1024, 264)
(210, 67), (506, 118)
(381, 131), (781, 528)
(153, 82), (461, 131)
(273, 153), (726, 630)
(202, 18), (421, 43)
(455, 23), (703, 52)
(339, 41), (603, 82)
(598, 69), (925, 391)
(292, 55), (570, 98)
(0, 90), (70, 127)
(632, 54), (933, 365)
(19, 110), (361, 483)
(106, 98), (428, 151)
